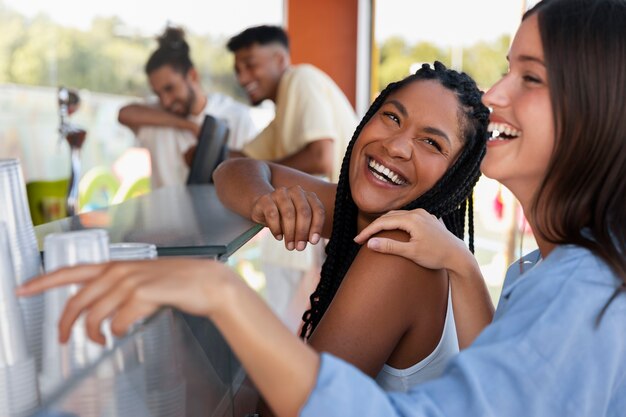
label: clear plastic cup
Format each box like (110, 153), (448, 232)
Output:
(0, 222), (29, 368)
(0, 159), (44, 370)
(109, 242), (157, 261)
(44, 229), (110, 273)
(40, 229), (111, 396)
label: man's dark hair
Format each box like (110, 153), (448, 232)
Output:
(226, 25), (289, 52)
(300, 61), (489, 340)
(145, 26), (194, 75)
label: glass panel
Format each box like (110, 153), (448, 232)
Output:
(32, 308), (259, 417)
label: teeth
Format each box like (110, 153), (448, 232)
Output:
(368, 158), (406, 185)
(487, 122), (521, 140)
(244, 82), (258, 93)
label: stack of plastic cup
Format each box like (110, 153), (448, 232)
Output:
(0, 222), (39, 417)
(40, 231), (151, 416)
(40, 229), (112, 397)
(109, 242), (186, 417)
(109, 242), (158, 261)
(54, 340), (149, 417)
(0, 159), (44, 372)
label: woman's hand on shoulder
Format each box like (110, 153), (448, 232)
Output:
(354, 208), (471, 272)
(16, 259), (237, 344)
(252, 185), (325, 251)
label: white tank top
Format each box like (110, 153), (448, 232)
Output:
(375, 287), (459, 392)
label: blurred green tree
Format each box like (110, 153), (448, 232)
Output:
(0, 6), (241, 99)
(0, 3), (510, 99)
(377, 34), (510, 92)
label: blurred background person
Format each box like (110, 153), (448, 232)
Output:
(226, 25), (358, 324)
(118, 26), (260, 189)
(227, 25), (357, 182)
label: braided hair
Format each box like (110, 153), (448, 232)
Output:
(145, 26), (194, 75)
(300, 61), (489, 339)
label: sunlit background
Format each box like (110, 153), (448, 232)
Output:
(0, 0), (537, 302)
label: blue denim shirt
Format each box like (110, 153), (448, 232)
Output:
(301, 244), (626, 417)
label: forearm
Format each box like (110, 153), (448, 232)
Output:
(275, 139), (333, 177)
(118, 104), (198, 134)
(211, 276), (319, 417)
(213, 158), (274, 219)
(447, 249), (494, 349)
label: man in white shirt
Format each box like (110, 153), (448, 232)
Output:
(118, 26), (259, 189)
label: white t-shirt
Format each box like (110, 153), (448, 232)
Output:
(136, 93), (259, 189)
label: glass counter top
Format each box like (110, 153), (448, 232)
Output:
(29, 309), (259, 417)
(34, 185), (263, 259)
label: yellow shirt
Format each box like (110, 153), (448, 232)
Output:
(243, 64), (358, 183)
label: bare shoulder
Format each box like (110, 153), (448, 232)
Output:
(307, 228), (449, 375)
(336, 229), (448, 320)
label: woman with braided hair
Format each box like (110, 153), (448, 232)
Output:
(18, 0), (626, 415)
(211, 60), (489, 391)
(298, 61), (488, 351)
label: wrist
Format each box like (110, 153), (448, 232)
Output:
(202, 263), (239, 319)
(447, 241), (481, 281)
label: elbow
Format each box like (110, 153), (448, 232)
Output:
(118, 104), (144, 127)
(213, 157), (254, 184)
(212, 158), (236, 184)
(117, 106), (132, 126)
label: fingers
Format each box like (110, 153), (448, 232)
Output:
(306, 192), (325, 245)
(365, 237), (412, 258)
(252, 187), (325, 251)
(291, 189), (326, 250)
(110, 299), (158, 338)
(252, 194), (284, 241)
(16, 263), (109, 296)
(21, 258), (217, 346)
(354, 212), (415, 244)
(354, 209), (437, 244)
(274, 188), (300, 250)
(57, 262), (146, 343)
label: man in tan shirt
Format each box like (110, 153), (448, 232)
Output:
(226, 26), (358, 321)
(227, 25), (357, 182)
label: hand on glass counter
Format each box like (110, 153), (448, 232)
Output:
(16, 258), (319, 417)
(16, 259), (236, 345)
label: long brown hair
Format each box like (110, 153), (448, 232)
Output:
(525, 0), (626, 289)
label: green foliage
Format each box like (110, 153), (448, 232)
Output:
(0, 7), (239, 98)
(378, 34), (510, 91)
(0, 3), (510, 98)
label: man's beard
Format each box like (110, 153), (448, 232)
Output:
(169, 83), (196, 117)
(183, 84), (196, 115)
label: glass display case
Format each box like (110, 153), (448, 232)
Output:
(28, 184), (265, 416)
(30, 309), (259, 417)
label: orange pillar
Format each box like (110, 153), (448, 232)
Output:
(286, 0), (359, 109)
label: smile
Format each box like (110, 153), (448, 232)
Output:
(367, 158), (407, 186)
(244, 82), (259, 93)
(487, 122), (521, 141)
